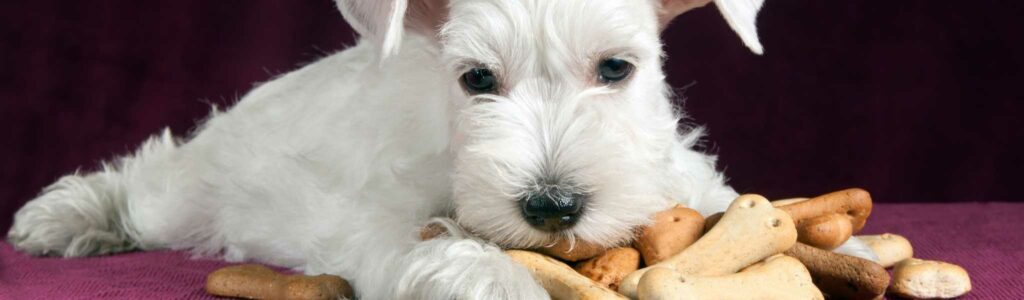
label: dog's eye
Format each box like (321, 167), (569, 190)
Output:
(461, 68), (498, 94)
(598, 58), (633, 84)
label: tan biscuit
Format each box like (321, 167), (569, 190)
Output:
(772, 197), (811, 207)
(890, 258), (971, 299)
(205, 264), (354, 300)
(574, 247), (640, 291)
(859, 233), (914, 268)
(778, 188), (873, 233)
(506, 250), (628, 300)
(637, 255), (823, 300)
(784, 242), (889, 300)
(797, 213), (854, 250)
(632, 205), (704, 265)
(618, 194), (797, 298)
(534, 238), (609, 262)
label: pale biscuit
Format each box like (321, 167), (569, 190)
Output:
(890, 258), (971, 299)
(859, 233), (913, 268)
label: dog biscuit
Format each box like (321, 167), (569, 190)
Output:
(574, 247), (641, 291)
(637, 255), (823, 300)
(507, 250), (628, 300)
(619, 194), (797, 298)
(890, 258), (971, 299)
(205, 264), (354, 300)
(784, 242), (889, 300)
(632, 205), (704, 265)
(859, 233), (913, 268)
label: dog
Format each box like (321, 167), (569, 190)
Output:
(8, 0), (877, 298)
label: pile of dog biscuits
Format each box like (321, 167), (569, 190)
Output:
(507, 188), (972, 299)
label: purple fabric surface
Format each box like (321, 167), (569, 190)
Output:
(2, 1), (1024, 234)
(860, 203), (1024, 299)
(0, 246), (227, 299)
(0, 245), (297, 300)
(2, 203), (1022, 299)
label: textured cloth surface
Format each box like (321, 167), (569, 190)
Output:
(2, 203), (1022, 299)
(864, 203), (1024, 299)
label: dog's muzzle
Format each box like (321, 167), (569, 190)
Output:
(520, 188), (585, 232)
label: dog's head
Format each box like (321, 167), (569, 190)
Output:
(337, 0), (763, 248)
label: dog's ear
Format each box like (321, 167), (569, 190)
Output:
(657, 0), (765, 54)
(336, 0), (447, 60)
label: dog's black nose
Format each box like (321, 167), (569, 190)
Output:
(521, 193), (583, 232)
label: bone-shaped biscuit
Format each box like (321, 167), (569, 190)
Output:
(779, 188), (872, 249)
(796, 212), (855, 250)
(632, 205), (704, 266)
(779, 189), (872, 231)
(636, 254), (823, 300)
(784, 242), (890, 300)
(618, 194), (798, 298)
(535, 238), (609, 262)
(506, 250), (628, 300)
(574, 247), (641, 291)
(205, 264), (354, 300)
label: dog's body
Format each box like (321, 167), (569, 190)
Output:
(8, 0), (875, 298)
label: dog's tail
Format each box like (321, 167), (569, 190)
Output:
(8, 129), (180, 257)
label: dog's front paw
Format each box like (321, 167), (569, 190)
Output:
(396, 239), (549, 300)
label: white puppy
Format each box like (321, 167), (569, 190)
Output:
(8, 0), (875, 298)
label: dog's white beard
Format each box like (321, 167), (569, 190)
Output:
(451, 83), (680, 249)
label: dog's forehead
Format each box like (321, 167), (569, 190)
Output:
(441, 0), (662, 76)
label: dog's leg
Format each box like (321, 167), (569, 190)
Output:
(7, 129), (194, 257)
(392, 237), (550, 299)
(309, 218), (549, 300)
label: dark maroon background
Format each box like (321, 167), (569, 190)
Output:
(1, 1), (1022, 232)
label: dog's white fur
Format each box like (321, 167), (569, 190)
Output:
(8, 0), (877, 298)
